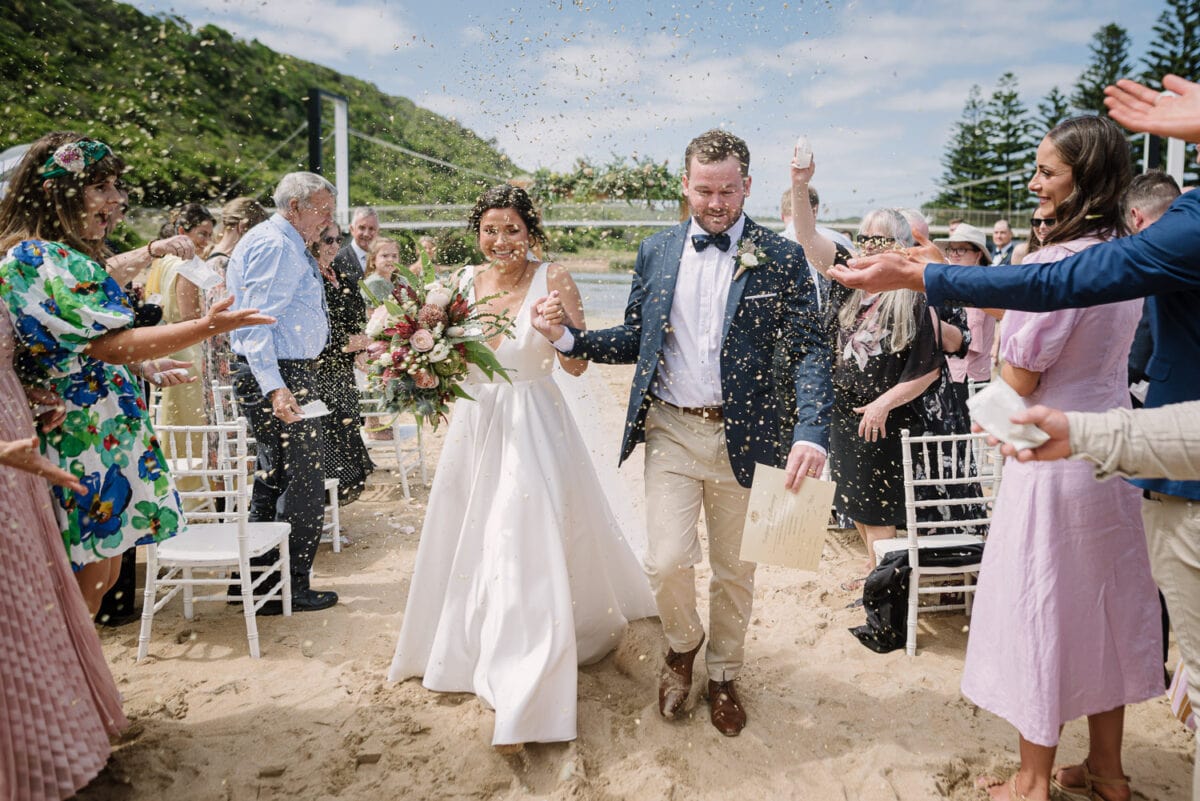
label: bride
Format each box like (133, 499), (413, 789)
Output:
(388, 185), (656, 751)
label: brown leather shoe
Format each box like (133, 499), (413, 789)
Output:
(706, 679), (746, 736)
(658, 633), (705, 719)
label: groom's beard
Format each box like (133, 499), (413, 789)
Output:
(690, 202), (744, 235)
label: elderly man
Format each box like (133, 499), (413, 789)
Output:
(990, 219), (1015, 265)
(227, 171), (338, 613)
(334, 206), (378, 278)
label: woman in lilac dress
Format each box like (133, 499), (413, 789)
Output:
(967, 116), (1162, 801)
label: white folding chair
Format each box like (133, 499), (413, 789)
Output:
(211, 384), (342, 551)
(360, 392), (427, 500)
(872, 429), (1004, 656)
(137, 420), (292, 661)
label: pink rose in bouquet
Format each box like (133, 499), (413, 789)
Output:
(410, 328), (435, 352)
(412, 369), (440, 389)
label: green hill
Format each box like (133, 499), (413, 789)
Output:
(0, 0), (518, 207)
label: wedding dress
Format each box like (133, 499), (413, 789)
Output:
(388, 261), (656, 745)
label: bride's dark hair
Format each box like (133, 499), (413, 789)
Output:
(467, 184), (547, 251)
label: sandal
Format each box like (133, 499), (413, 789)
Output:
(1051, 761), (1130, 801)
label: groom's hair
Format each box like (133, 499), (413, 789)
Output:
(684, 130), (750, 178)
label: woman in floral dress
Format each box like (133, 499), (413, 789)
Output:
(0, 132), (272, 613)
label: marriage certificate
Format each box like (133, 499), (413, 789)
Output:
(739, 464), (836, 573)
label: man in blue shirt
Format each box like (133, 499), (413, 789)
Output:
(228, 171), (337, 613)
(830, 73), (1200, 800)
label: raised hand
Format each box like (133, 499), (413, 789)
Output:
(202, 295), (276, 334)
(0, 436), (86, 493)
(23, 385), (66, 431)
(530, 290), (566, 341)
(1105, 74), (1200, 143)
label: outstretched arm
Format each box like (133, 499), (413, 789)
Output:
(84, 295), (274, 364)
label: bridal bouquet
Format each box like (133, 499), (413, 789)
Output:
(360, 255), (510, 428)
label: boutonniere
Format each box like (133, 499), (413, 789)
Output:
(733, 240), (770, 281)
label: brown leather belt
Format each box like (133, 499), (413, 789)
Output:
(652, 395), (724, 421)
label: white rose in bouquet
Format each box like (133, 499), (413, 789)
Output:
(428, 340), (452, 363)
(446, 325), (466, 338)
(425, 283), (452, 308)
(365, 305), (390, 339)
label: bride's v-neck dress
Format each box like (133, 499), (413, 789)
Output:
(388, 262), (655, 745)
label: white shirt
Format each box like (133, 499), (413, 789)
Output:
(646, 216), (744, 407)
(351, 240), (368, 270)
(779, 221), (842, 312)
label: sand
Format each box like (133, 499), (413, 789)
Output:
(81, 333), (1193, 801)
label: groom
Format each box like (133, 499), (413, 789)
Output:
(532, 129), (832, 736)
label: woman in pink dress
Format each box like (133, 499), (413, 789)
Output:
(0, 309), (128, 800)
(966, 116), (1163, 801)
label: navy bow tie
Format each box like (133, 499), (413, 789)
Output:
(691, 232), (731, 252)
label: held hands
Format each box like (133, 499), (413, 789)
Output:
(530, 290), (567, 341)
(973, 405), (1071, 463)
(854, 400), (891, 442)
(1105, 74), (1200, 143)
(784, 443), (826, 492)
(0, 436), (86, 493)
(202, 295), (276, 335)
(270, 386), (304, 424)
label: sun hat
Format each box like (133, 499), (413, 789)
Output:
(934, 222), (989, 259)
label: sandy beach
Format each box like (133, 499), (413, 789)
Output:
(80, 300), (1193, 800)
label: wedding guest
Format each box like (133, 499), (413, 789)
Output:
(0, 348), (128, 801)
(536, 130), (832, 737)
(0, 131), (272, 613)
(963, 116), (1160, 801)
(790, 161), (943, 584)
(227, 171), (339, 614)
(334, 206), (378, 278)
(202, 197), (269, 424)
(990, 219), (1016, 264)
(311, 224), (373, 504)
(829, 73), (1200, 800)
(361, 237), (401, 309)
(144, 202), (218, 504)
(389, 184), (655, 751)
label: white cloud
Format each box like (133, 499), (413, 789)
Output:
(169, 0), (415, 64)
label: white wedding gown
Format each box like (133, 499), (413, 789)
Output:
(388, 262), (656, 746)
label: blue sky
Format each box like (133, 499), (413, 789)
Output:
(126, 0), (1167, 221)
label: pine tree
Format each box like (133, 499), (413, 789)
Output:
(1035, 87), (1073, 133)
(1073, 23), (1133, 116)
(1142, 0), (1200, 83)
(985, 73), (1036, 214)
(1142, 0), (1200, 179)
(935, 85), (993, 212)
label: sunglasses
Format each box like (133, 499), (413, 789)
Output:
(855, 234), (897, 250)
(321, 235), (341, 245)
(1031, 217), (1056, 228)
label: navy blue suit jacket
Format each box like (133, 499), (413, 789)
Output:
(565, 217), (833, 488)
(925, 190), (1200, 500)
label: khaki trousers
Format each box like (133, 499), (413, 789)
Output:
(1143, 493), (1200, 801)
(643, 402), (753, 681)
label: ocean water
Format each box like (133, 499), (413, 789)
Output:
(572, 271), (633, 325)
